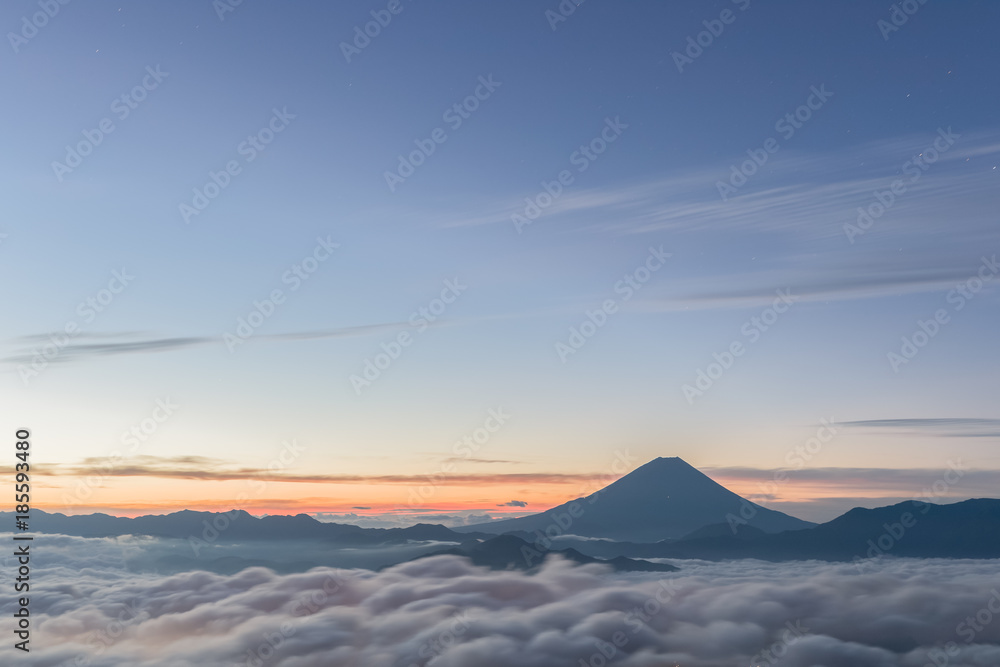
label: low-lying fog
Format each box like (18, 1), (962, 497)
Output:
(2, 533), (998, 666)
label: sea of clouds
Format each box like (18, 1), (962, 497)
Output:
(1, 533), (999, 667)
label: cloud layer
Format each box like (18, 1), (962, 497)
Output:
(3, 535), (1000, 666)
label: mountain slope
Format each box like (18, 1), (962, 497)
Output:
(459, 457), (814, 542)
(551, 499), (1000, 562)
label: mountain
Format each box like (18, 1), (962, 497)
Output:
(679, 521), (767, 541)
(549, 499), (1000, 562)
(758, 498), (1000, 561)
(1, 509), (481, 546)
(458, 457), (814, 542)
(10, 494), (999, 567)
(411, 535), (679, 572)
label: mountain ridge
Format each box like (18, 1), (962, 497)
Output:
(457, 456), (814, 541)
(10, 459), (999, 566)
(549, 498), (1000, 562)
(3, 508), (479, 546)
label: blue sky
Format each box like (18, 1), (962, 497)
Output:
(2, 0), (999, 522)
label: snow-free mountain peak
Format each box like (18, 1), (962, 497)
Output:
(459, 456), (814, 542)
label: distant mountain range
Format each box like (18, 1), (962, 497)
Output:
(411, 535), (679, 573)
(3, 508), (477, 546)
(540, 499), (1000, 562)
(8, 457), (999, 571)
(457, 457), (814, 541)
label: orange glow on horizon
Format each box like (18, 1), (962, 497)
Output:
(30, 467), (968, 519)
(34, 474), (613, 518)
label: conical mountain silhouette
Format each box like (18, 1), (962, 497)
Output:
(459, 457), (814, 542)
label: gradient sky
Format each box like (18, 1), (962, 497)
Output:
(2, 0), (998, 524)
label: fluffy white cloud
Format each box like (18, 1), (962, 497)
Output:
(2, 536), (1000, 667)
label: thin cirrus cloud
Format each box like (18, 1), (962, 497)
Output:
(23, 453), (1000, 497)
(635, 256), (1000, 312)
(0, 322), (429, 367)
(840, 418), (1000, 438)
(427, 129), (1000, 312)
(9, 125), (1000, 372)
(706, 465), (1000, 495)
(1, 311), (550, 368)
(433, 129), (1000, 239)
(20, 454), (610, 487)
